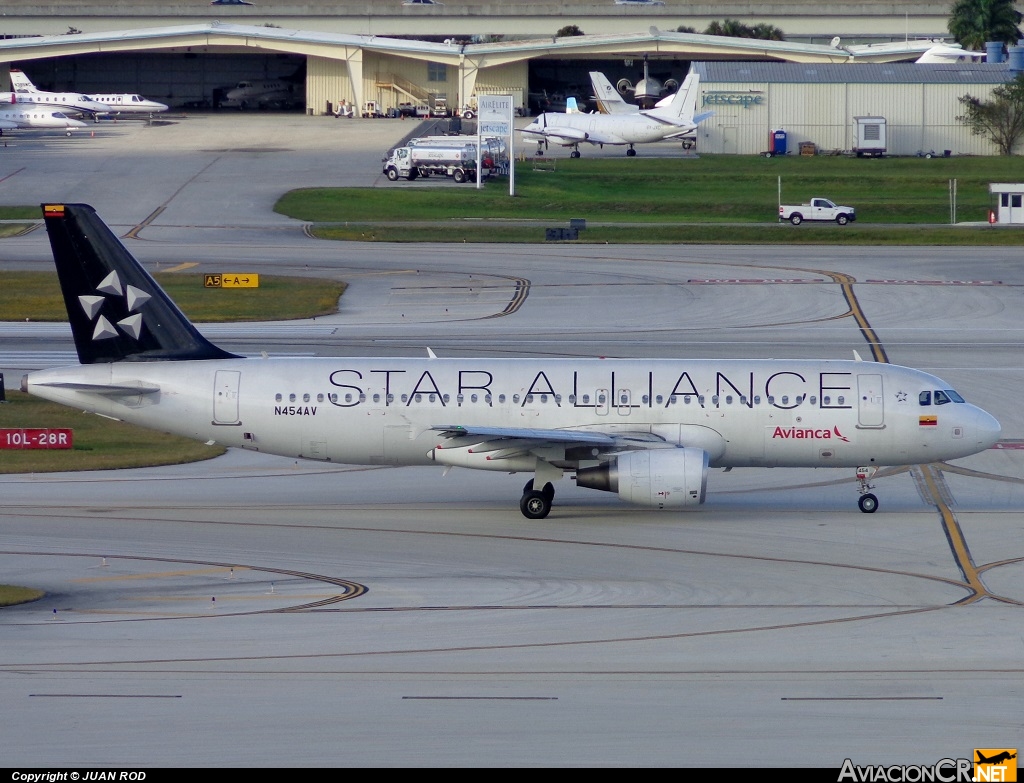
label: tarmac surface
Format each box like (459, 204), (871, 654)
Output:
(0, 113), (1022, 767)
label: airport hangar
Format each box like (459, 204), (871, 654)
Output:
(0, 20), (1019, 156)
(0, 0), (972, 41)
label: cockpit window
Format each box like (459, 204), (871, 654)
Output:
(922, 389), (966, 406)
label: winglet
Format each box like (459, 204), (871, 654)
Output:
(853, 350), (864, 362)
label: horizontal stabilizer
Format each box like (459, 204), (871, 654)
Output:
(33, 380), (160, 395)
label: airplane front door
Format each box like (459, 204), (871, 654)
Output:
(213, 370), (241, 425)
(857, 373), (884, 428)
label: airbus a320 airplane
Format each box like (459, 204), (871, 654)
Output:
(23, 204), (1001, 519)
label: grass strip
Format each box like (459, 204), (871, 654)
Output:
(0, 391), (226, 473)
(0, 272), (346, 322)
(0, 585), (46, 607)
(310, 223), (1024, 246)
(277, 155), (1024, 226)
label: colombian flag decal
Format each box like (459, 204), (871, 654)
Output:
(919, 415), (938, 426)
(43, 204), (66, 218)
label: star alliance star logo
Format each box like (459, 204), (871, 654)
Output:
(77, 270), (152, 342)
(896, 391), (908, 403)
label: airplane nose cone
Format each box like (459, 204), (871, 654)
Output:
(975, 407), (1001, 449)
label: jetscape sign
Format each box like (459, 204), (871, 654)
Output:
(703, 91), (765, 109)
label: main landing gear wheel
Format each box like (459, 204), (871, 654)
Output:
(520, 480), (555, 519)
(570, 150), (581, 158)
(626, 147), (637, 157)
(521, 491), (551, 519)
(858, 493), (879, 513)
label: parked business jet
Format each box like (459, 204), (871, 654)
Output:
(24, 204), (1001, 519)
(82, 92), (168, 116)
(224, 78), (301, 109)
(523, 73), (710, 157)
(9, 70), (167, 117)
(6, 70), (110, 119)
(589, 72), (679, 115)
(0, 96), (88, 135)
(613, 55), (678, 110)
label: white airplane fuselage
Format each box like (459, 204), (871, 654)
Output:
(26, 357), (999, 470)
(225, 80), (296, 106)
(523, 111), (695, 147)
(0, 106), (87, 132)
(88, 93), (169, 114)
(7, 89), (110, 117)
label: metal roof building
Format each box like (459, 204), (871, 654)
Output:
(691, 61), (1020, 155)
(0, 23), (962, 117)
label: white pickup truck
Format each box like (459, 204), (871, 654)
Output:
(778, 198), (856, 225)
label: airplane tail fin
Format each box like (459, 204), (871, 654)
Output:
(9, 69), (36, 92)
(588, 71), (632, 114)
(642, 73), (700, 125)
(42, 203), (239, 365)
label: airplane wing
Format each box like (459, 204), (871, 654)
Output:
(536, 127), (592, 145)
(579, 130), (628, 145)
(431, 424), (671, 451)
(0, 120), (18, 129)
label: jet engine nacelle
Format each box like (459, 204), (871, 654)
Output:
(616, 78), (634, 95)
(663, 78), (679, 94)
(575, 447), (709, 508)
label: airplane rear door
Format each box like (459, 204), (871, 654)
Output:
(857, 374), (884, 427)
(213, 370), (241, 425)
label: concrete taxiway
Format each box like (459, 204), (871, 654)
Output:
(0, 114), (1022, 767)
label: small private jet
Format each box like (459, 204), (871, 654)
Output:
(613, 56), (678, 110)
(9, 70), (167, 117)
(5, 71), (110, 120)
(0, 94), (88, 135)
(224, 77), (302, 109)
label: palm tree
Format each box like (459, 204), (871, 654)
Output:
(948, 0), (1022, 49)
(705, 19), (751, 38)
(750, 23), (785, 41)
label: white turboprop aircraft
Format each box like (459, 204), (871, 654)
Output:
(0, 95), (88, 135)
(24, 204), (1001, 519)
(6, 71), (110, 119)
(522, 73), (710, 157)
(9, 70), (167, 117)
(588, 72), (699, 148)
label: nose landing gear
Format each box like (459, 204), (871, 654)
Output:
(856, 466), (879, 513)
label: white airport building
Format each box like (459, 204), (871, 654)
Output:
(691, 61), (1021, 157)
